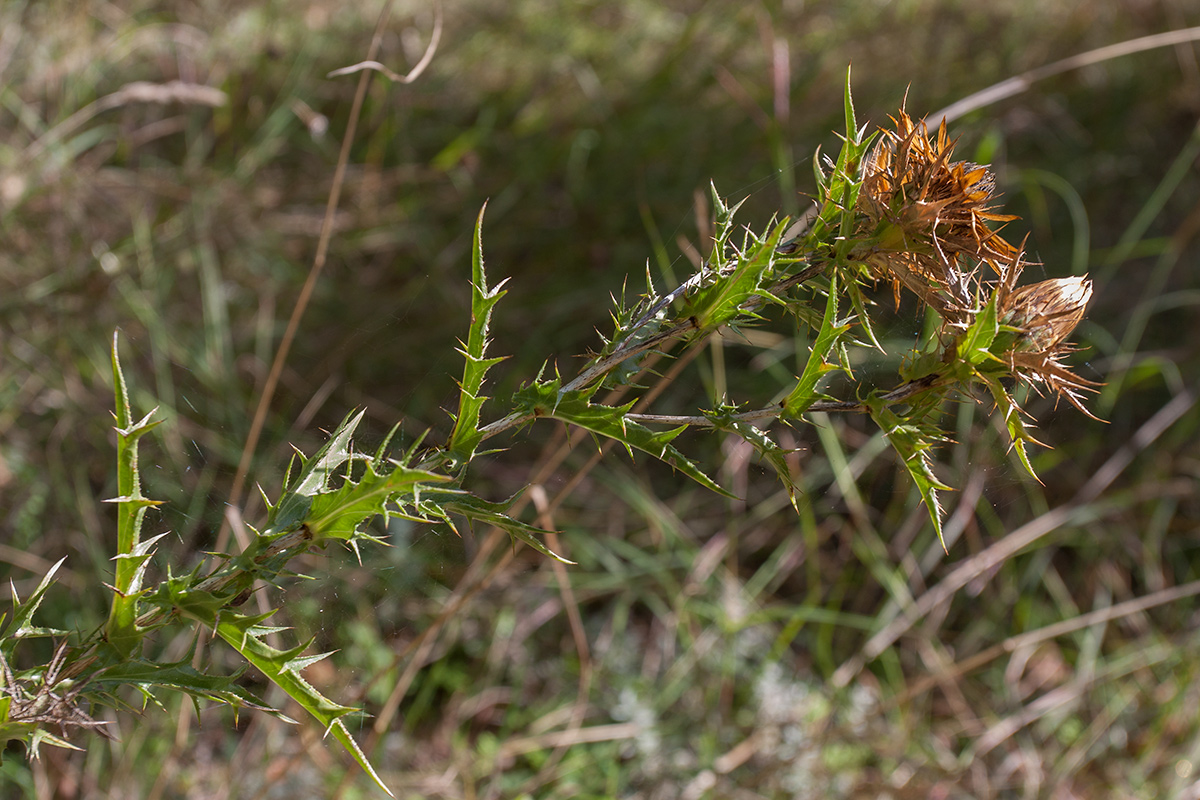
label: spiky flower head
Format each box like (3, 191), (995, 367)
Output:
(988, 246), (1098, 416)
(853, 109), (1019, 326)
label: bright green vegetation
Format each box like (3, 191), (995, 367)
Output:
(2, 2), (1199, 798)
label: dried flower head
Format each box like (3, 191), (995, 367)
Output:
(0, 644), (111, 755)
(854, 109), (1019, 324)
(989, 253), (1099, 416)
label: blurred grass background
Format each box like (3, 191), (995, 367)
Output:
(2, 0), (1200, 797)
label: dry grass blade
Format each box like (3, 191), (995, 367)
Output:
(326, 2), (443, 85)
(220, 1), (409, 544)
(972, 641), (1174, 758)
(24, 81), (228, 163)
(933, 25), (1200, 123)
(497, 722), (642, 759)
(833, 384), (1200, 688)
(894, 578), (1200, 707)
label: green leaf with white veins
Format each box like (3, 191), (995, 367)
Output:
(305, 458), (452, 542)
(265, 410), (367, 535)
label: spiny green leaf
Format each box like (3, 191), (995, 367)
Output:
(449, 202), (510, 465)
(958, 292), (1001, 366)
(685, 218), (789, 332)
(108, 333), (165, 657)
(2, 558), (68, 645)
(804, 81), (875, 253)
(213, 611), (392, 796)
(513, 378), (730, 496)
(421, 489), (572, 563)
(867, 400), (952, 549)
(267, 410), (367, 535)
(111, 330), (133, 431)
(710, 180), (731, 219)
(842, 274), (882, 354)
(783, 271), (852, 416)
(597, 276), (665, 388)
(977, 372), (1045, 482)
(305, 459), (453, 541)
(843, 64), (857, 148)
(705, 409), (801, 511)
(109, 532), (170, 601)
(88, 659), (285, 719)
(149, 580), (245, 625)
(26, 727), (83, 759)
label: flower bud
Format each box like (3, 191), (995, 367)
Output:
(1001, 276), (1092, 352)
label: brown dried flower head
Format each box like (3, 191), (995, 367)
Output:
(854, 109), (1019, 323)
(991, 260), (1099, 416)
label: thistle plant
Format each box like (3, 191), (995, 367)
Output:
(0, 74), (1096, 795)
